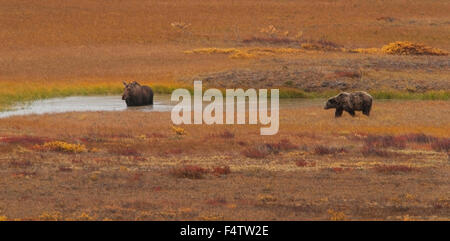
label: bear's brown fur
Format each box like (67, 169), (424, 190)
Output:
(324, 91), (372, 117)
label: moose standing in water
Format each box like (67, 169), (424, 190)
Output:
(324, 91), (373, 117)
(122, 81), (154, 106)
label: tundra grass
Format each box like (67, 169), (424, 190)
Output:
(1, 84), (448, 111)
(369, 90), (450, 100)
(214, 88), (450, 100)
(0, 101), (449, 220)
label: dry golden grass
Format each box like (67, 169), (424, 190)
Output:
(1, 0), (449, 49)
(39, 141), (87, 153)
(185, 47), (307, 59)
(185, 43), (448, 57)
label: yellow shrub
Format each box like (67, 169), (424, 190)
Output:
(229, 50), (257, 59)
(381, 41), (448, 56)
(77, 212), (95, 221)
(257, 194), (277, 204)
(89, 147), (100, 153)
(301, 43), (320, 50)
(42, 141), (87, 153)
(39, 211), (62, 221)
(327, 209), (346, 221)
(172, 126), (186, 135)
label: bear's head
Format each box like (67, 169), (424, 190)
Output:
(324, 97), (339, 109)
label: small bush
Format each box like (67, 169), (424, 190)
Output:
(76, 212), (95, 221)
(334, 70), (361, 79)
(129, 172), (144, 182)
(242, 36), (298, 45)
(376, 16), (396, 22)
(364, 135), (406, 149)
(38, 211), (62, 221)
(349, 48), (381, 54)
(373, 165), (418, 174)
(361, 144), (390, 157)
(58, 166), (73, 172)
(165, 148), (183, 155)
(432, 199), (450, 209)
(205, 197), (227, 206)
(381, 41), (448, 56)
(41, 141), (87, 153)
(327, 167), (353, 173)
(243, 140), (297, 158)
(295, 159), (315, 167)
(12, 171), (37, 178)
(211, 166), (231, 176)
(0, 135), (50, 145)
(276, 139), (298, 151)
(301, 39), (343, 51)
(172, 126), (187, 136)
(109, 146), (139, 156)
(314, 145), (347, 155)
(265, 139), (298, 153)
(184, 48), (237, 55)
(9, 160), (32, 168)
(242, 146), (271, 158)
(257, 194), (277, 204)
(229, 50), (256, 59)
(363, 134), (448, 153)
(400, 133), (437, 143)
(218, 130), (235, 139)
(327, 209), (346, 221)
(237, 141), (247, 146)
(284, 80), (294, 86)
(431, 139), (450, 152)
(170, 22), (191, 32)
(170, 165), (209, 179)
(295, 159), (308, 167)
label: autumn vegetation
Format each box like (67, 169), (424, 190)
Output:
(0, 101), (449, 220)
(0, 0), (449, 220)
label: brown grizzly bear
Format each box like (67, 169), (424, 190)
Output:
(324, 91), (372, 117)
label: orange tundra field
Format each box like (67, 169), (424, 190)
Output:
(0, 102), (449, 220)
(0, 0), (449, 220)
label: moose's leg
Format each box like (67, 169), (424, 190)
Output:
(125, 99), (132, 106)
(335, 108), (343, 118)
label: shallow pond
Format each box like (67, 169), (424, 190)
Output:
(0, 94), (326, 118)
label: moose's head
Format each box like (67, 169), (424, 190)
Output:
(122, 81), (140, 100)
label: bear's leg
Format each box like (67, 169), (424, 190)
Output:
(363, 104), (371, 116)
(346, 110), (356, 117)
(335, 108), (343, 118)
(363, 109), (370, 116)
